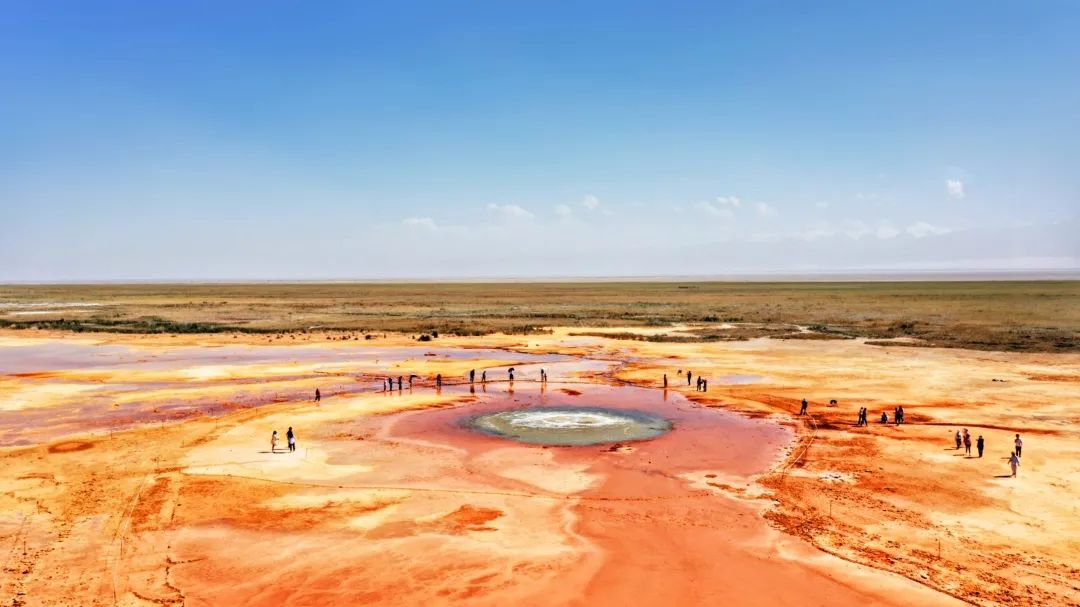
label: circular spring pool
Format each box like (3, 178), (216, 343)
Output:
(465, 406), (671, 446)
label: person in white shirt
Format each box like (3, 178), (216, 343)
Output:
(1009, 452), (1020, 477)
(1014, 434), (1023, 457)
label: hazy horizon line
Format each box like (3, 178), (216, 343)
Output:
(3, 269), (1078, 286)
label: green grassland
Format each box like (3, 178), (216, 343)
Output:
(1, 281), (1077, 352)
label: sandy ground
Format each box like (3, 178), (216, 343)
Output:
(0, 328), (1077, 606)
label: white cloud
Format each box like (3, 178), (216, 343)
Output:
(554, 204), (573, 219)
(946, 179), (965, 200)
(486, 203), (535, 221)
(907, 221), (952, 238)
(694, 200), (734, 219)
(402, 217), (438, 230)
(756, 202), (778, 217)
(799, 223), (836, 241)
(842, 220), (872, 239)
(876, 223), (900, 239)
(582, 194), (600, 210)
(715, 195), (741, 208)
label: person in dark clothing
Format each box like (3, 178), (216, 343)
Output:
(963, 430), (972, 455)
(469, 369), (475, 384)
(976, 435), (984, 458)
(314, 389), (321, 402)
(696, 377), (702, 391)
(663, 374), (668, 388)
(409, 374), (417, 388)
(955, 431), (962, 450)
(397, 376), (403, 391)
(687, 371), (693, 386)
(880, 411), (888, 423)
(800, 399), (808, 415)
(508, 368), (514, 381)
(286, 427), (296, 452)
(481, 370), (487, 383)
(387, 377), (393, 391)
(701, 378), (707, 392)
(436, 374), (442, 388)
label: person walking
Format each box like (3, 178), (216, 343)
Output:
(800, 399), (808, 416)
(481, 370), (487, 383)
(286, 427), (296, 452)
(955, 430), (962, 450)
(469, 369), (475, 384)
(696, 377), (702, 391)
(963, 430), (972, 455)
(271, 430), (279, 453)
(397, 376), (403, 391)
(976, 435), (984, 458)
(314, 388), (321, 403)
(687, 371), (693, 386)
(1014, 434), (1023, 457)
(663, 374), (668, 388)
(1009, 451), (1020, 477)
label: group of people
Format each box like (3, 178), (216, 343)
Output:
(666, 370), (707, 391)
(1010, 434), (1023, 476)
(952, 430), (1025, 477)
(851, 405), (905, 426)
(955, 428), (985, 457)
(377, 367), (546, 392)
(855, 407), (869, 426)
(269, 427), (296, 453)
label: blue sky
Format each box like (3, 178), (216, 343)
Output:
(2, 1), (1078, 280)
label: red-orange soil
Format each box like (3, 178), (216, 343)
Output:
(1, 329), (1077, 606)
